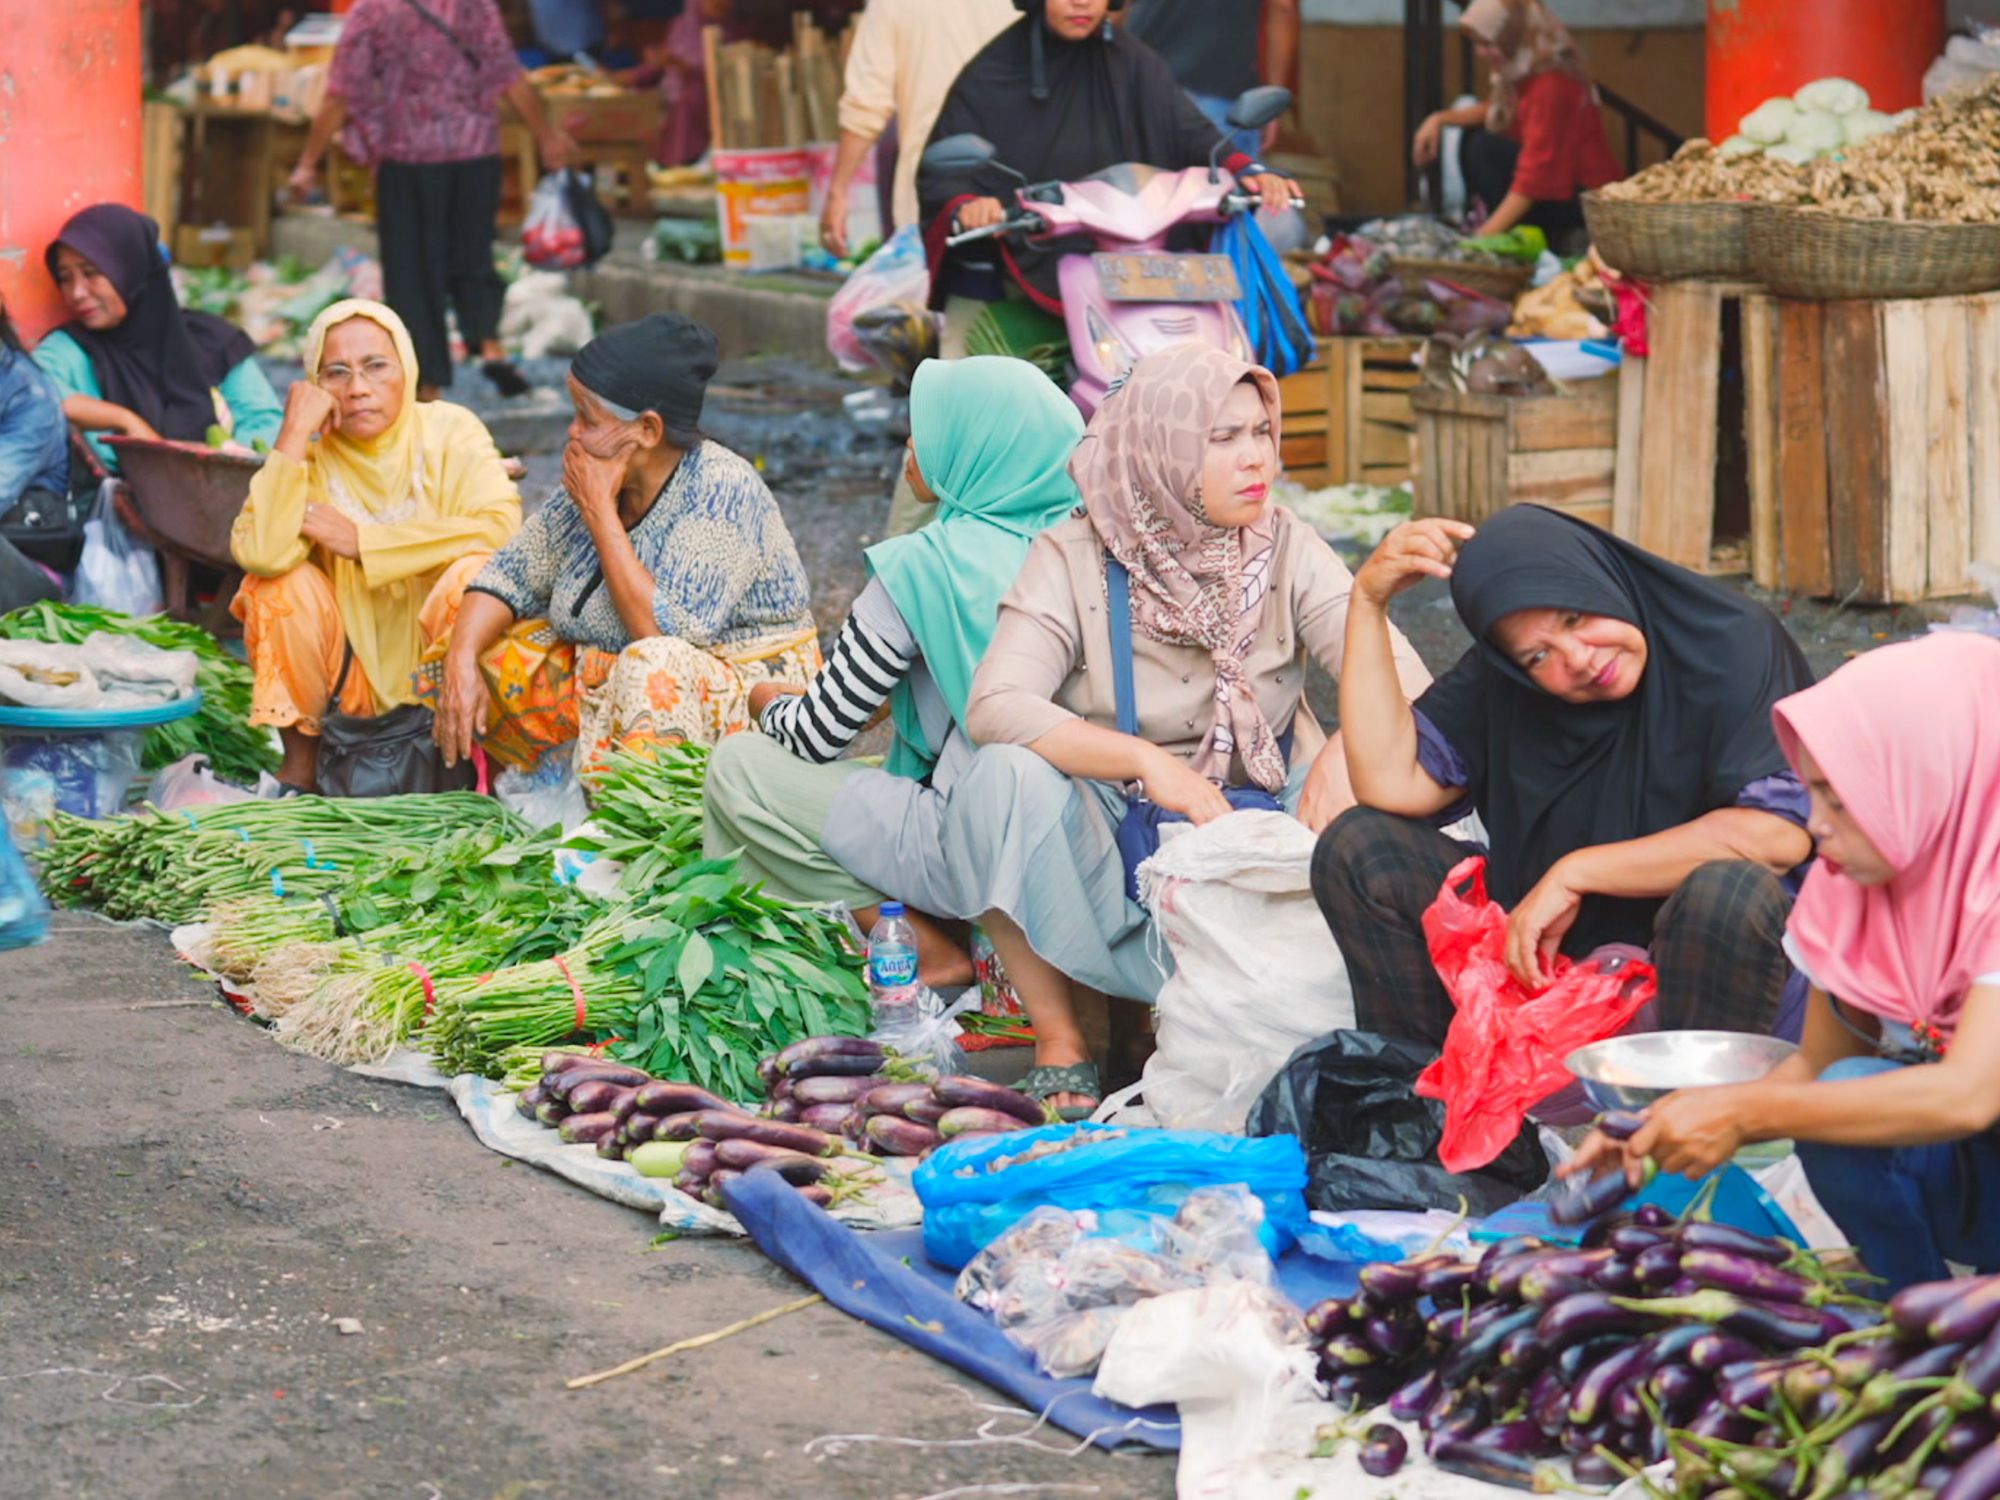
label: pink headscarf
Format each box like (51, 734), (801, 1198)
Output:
(1773, 634), (2000, 1039)
(1070, 343), (1289, 793)
(1459, 0), (1595, 132)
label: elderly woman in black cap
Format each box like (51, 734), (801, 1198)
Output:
(427, 314), (819, 774)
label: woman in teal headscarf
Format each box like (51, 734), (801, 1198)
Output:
(701, 355), (1084, 987)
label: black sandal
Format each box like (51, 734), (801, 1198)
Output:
(1017, 1062), (1102, 1124)
(482, 359), (530, 398)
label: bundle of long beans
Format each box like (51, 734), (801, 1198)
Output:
(569, 744), (710, 892)
(35, 793), (521, 923)
(0, 601), (280, 782)
(207, 895), (338, 981)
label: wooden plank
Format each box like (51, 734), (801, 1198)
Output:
(1880, 301), (1932, 602)
(1327, 341), (1356, 482)
(1612, 355), (1644, 542)
(1822, 300), (1891, 602)
(1363, 421), (1413, 468)
(1507, 448), (1618, 509)
(1507, 384), (1619, 453)
(1774, 301), (1832, 595)
(702, 26), (726, 153)
(1280, 432), (1328, 469)
(1361, 391), (1414, 425)
(1924, 298), (1972, 597)
(1281, 408), (1330, 437)
(1970, 294), (2000, 575)
(1637, 282), (1721, 569)
(1276, 361), (1331, 417)
(1563, 501), (1616, 532)
(1742, 293), (1782, 592)
(1362, 462), (1414, 486)
(1361, 365), (1425, 391)
(1416, 413), (1442, 518)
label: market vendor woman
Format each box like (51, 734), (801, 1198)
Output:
(37, 204), (283, 472)
(230, 300), (522, 793)
(1316, 507), (1816, 1050)
(1409, 0), (1621, 242)
(1568, 635), (2000, 1293)
(429, 314), (819, 772)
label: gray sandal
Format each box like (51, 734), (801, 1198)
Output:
(1017, 1062), (1102, 1123)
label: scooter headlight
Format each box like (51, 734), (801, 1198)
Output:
(1086, 306), (1135, 375)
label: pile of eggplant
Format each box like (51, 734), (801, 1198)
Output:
(1305, 1206), (1886, 1492)
(756, 1035), (1050, 1158)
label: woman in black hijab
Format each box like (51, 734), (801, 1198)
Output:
(36, 205), (283, 473)
(1314, 506), (1816, 1050)
(917, 0), (1299, 316)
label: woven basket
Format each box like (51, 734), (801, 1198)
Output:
(1581, 193), (1750, 280)
(1388, 255), (1533, 303)
(1746, 205), (2000, 300)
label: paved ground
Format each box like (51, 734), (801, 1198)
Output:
(5, 353), (1948, 1500)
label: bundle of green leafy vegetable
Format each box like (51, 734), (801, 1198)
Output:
(0, 602), (280, 783)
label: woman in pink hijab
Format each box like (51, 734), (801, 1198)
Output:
(1568, 634), (2000, 1289)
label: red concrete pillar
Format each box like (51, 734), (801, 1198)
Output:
(1706, 0), (1947, 144)
(0, 0), (145, 341)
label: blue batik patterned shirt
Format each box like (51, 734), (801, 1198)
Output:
(470, 440), (815, 652)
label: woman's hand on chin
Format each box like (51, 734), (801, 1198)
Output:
(563, 439), (633, 528)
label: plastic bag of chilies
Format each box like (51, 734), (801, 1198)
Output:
(1416, 856), (1656, 1173)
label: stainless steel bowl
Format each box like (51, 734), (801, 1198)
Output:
(1564, 1031), (1797, 1113)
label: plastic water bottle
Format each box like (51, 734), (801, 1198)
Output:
(866, 902), (921, 1024)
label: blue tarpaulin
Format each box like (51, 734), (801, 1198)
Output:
(719, 1170), (1362, 1452)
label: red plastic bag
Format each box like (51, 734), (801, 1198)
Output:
(1416, 857), (1656, 1172)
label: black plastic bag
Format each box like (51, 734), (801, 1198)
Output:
(1246, 1030), (1549, 1216)
(563, 169), (615, 269)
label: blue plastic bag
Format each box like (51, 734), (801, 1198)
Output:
(912, 1122), (1311, 1270)
(1214, 214), (1316, 378)
(0, 821), (48, 951)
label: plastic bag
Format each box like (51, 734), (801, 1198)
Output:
(522, 169), (612, 270)
(1417, 857), (1656, 1173)
(956, 1188), (1278, 1379)
(499, 754), (588, 834)
(1215, 214), (1315, 378)
(0, 820), (48, 951)
(73, 482), (162, 617)
(825, 225), (936, 373)
(913, 1121), (1310, 1270)
(1114, 810), (1354, 1133)
(1248, 1029), (1550, 1215)
(871, 984), (974, 1078)
(150, 753), (259, 810)
(1, 727), (144, 821)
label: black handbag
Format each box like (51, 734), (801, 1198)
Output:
(316, 646), (475, 799)
(1106, 559), (1289, 903)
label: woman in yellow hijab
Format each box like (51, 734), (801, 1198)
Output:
(230, 299), (522, 790)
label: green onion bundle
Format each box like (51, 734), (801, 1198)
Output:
(0, 601), (281, 782)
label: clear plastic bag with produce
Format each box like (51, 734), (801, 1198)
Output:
(825, 225), (936, 373)
(521, 170), (612, 271)
(72, 482), (162, 618)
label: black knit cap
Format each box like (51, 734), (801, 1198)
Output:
(571, 312), (720, 430)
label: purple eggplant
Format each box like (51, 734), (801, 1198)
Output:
(1569, 1448), (1621, 1488)
(1608, 1291), (1828, 1349)
(904, 1096), (950, 1126)
(1469, 1420), (1553, 1457)
(790, 1053), (891, 1079)
(1444, 1305), (1543, 1384)
(756, 1055), (781, 1092)
(1595, 1110), (1647, 1141)
(633, 1081), (731, 1116)
(1942, 1419), (1995, 1464)
(1419, 1259), (1482, 1300)
(557, 1110), (621, 1145)
(798, 1103), (854, 1132)
(1560, 1420), (1612, 1457)
(1570, 1339), (1655, 1427)
(1633, 1204), (1673, 1228)
(1891, 1276), (1992, 1337)
(1303, 1297), (1350, 1341)
(1632, 1241), (1683, 1291)
(1607, 1224), (1666, 1258)
(622, 1111), (662, 1144)
(1498, 1324), (1548, 1372)
(1428, 1305), (1473, 1344)
(1650, 1361), (1708, 1421)
(1365, 1314), (1422, 1361)
(1942, 1444), (2000, 1500)
(654, 1110), (704, 1141)
(1689, 1331), (1765, 1373)
(1717, 1359), (1794, 1416)
(694, 1110), (841, 1157)
(608, 1088), (643, 1124)
(680, 1140), (717, 1177)
(541, 1049), (594, 1076)
(768, 1077), (795, 1105)
(1676, 1220), (1794, 1265)
(864, 1114), (943, 1157)
(515, 1082), (549, 1119)
(858, 1082), (933, 1117)
(1359, 1424), (1408, 1478)
(1932, 1320), (2000, 1415)
(563, 1079), (624, 1115)
(773, 1035), (885, 1076)
(929, 1075), (1047, 1124)
(1537, 1292), (1666, 1352)
(547, 1062), (651, 1098)
(1679, 1248), (1819, 1305)
(794, 1073), (886, 1107)
(1557, 1334), (1636, 1383)
(1549, 1162), (1651, 1226)
(1360, 1252), (1456, 1304)
(1425, 1385), (1491, 1441)
(1932, 1276), (2000, 1348)
(671, 1168), (706, 1198)
(702, 1168), (743, 1208)
(1319, 1332), (1378, 1371)
(595, 1134), (627, 1160)
(1805, 1410), (1900, 1500)
(764, 1097), (804, 1124)
(743, 1154), (830, 1188)
(939, 1106), (1033, 1138)
(1488, 1248), (1563, 1300)
(1390, 1367), (1443, 1422)
(1594, 1259), (1644, 1295)
(713, 1137), (818, 1172)
(1429, 1437), (1563, 1492)
(534, 1099), (569, 1128)
(1479, 1234), (1547, 1272)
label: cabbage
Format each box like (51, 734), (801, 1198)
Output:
(1765, 142), (1819, 166)
(1785, 109), (1847, 153)
(1842, 108), (1895, 145)
(1717, 134), (1763, 158)
(1739, 96), (1797, 144)
(1794, 77), (1869, 116)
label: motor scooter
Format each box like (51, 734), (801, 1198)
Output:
(921, 85), (1302, 418)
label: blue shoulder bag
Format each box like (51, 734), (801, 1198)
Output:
(1106, 559), (1290, 904)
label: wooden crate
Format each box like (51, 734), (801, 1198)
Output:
(1746, 291), (2000, 603)
(536, 88), (664, 216)
(1412, 379), (1619, 532)
(143, 102), (184, 247)
(1278, 337), (1422, 487)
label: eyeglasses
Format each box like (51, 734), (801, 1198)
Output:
(319, 356), (399, 391)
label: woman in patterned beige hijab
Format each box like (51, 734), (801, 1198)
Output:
(943, 342), (1433, 1115)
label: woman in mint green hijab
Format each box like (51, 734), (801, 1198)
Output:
(701, 356), (1083, 987)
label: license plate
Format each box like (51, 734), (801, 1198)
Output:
(1093, 253), (1242, 304)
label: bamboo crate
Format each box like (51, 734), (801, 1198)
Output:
(703, 15), (852, 152)
(1278, 337), (1422, 487)
(143, 102), (183, 248)
(1411, 379), (1619, 532)
(1746, 291), (2000, 603)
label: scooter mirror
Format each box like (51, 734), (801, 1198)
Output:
(921, 134), (1001, 177)
(1225, 85), (1293, 132)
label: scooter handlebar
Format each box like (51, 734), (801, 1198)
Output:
(946, 214), (1044, 248)
(1223, 193), (1310, 215)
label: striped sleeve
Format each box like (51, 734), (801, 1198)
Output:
(759, 612), (915, 763)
